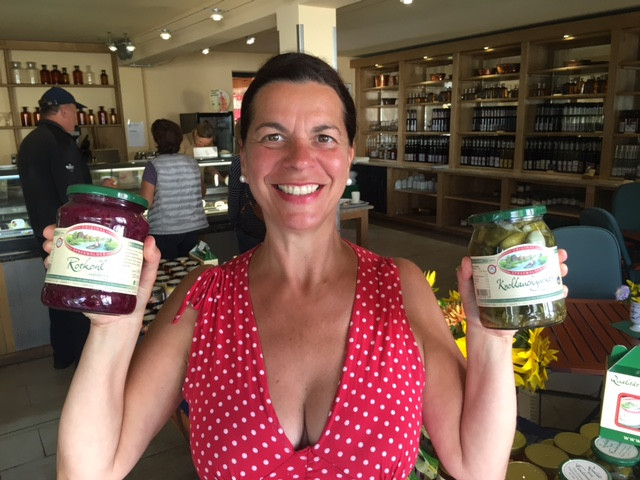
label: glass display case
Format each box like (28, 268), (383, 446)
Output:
(0, 165), (38, 256)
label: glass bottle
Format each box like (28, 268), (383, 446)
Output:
(97, 106), (108, 125)
(76, 108), (87, 126)
(85, 65), (95, 85)
(24, 62), (39, 84)
(9, 61), (22, 84)
(50, 64), (61, 84)
(109, 108), (118, 124)
(33, 106), (42, 124)
(40, 65), (51, 84)
(100, 69), (109, 85)
(72, 65), (83, 85)
(87, 109), (96, 125)
(61, 67), (70, 85)
(20, 107), (33, 127)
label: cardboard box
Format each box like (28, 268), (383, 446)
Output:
(189, 241), (219, 266)
(600, 345), (640, 445)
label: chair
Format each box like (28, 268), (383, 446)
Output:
(579, 207), (640, 283)
(612, 182), (640, 233)
(553, 226), (623, 299)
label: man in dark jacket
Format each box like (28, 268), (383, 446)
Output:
(17, 87), (95, 369)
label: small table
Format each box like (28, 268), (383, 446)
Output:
(548, 299), (638, 376)
(340, 203), (374, 248)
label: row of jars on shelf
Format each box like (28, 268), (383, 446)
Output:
(19, 106), (118, 127)
(8, 62), (109, 85)
(530, 75), (607, 97)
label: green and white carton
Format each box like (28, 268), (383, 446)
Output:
(600, 345), (640, 446)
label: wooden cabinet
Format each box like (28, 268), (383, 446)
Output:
(0, 41), (126, 166)
(351, 11), (640, 237)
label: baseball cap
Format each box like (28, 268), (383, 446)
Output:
(38, 87), (87, 109)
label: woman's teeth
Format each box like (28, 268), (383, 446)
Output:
(278, 184), (319, 196)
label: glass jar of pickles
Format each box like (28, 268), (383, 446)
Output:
(468, 206), (566, 329)
(592, 436), (640, 479)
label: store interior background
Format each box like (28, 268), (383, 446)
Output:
(1, 0), (639, 160)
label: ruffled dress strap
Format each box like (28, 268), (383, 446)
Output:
(172, 266), (223, 323)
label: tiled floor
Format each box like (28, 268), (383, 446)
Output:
(0, 221), (484, 479)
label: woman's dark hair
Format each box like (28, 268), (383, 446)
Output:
(239, 52), (356, 146)
(151, 119), (183, 154)
(196, 120), (215, 140)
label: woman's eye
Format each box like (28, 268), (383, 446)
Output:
(317, 134), (335, 144)
(263, 133), (283, 142)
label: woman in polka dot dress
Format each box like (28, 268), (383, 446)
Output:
(53, 53), (568, 480)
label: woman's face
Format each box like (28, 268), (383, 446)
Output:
(241, 81), (354, 231)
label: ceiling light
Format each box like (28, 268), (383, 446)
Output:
(124, 33), (136, 52)
(160, 29), (172, 40)
(400, 0), (413, 4)
(246, 36), (255, 45)
(202, 47), (210, 55)
(211, 8), (224, 21)
(107, 32), (118, 52)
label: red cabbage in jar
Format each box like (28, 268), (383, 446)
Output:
(41, 184), (149, 315)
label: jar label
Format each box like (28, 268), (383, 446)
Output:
(560, 459), (609, 480)
(45, 223), (144, 295)
(593, 436), (639, 460)
(470, 244), (564, 307)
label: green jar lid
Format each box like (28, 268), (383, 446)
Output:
(506, 461), (547, 480)
(67, 184), (148, 209)
(512, 430), (527, 456)
(468, 206), (547, 226)
(554, 432), (591, 458)
(557, 459), (611, 480)
(525, 443), (570, 473)
(592, 436), (640, 467)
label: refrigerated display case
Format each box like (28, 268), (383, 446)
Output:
(179, 112), (235, 157)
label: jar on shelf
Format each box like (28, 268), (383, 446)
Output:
(557, 459), (612, 480)
(50, 65), (61, 84)
(40, 65), (51, 84)
(109, 108), (118, 124)
(76, 108), (87, 126)
(87, 109), (96, 125)
(85, 65), (95, 85)
(97, 106), (108, 125)
(100, 69), (109, 85)
(41, 184), (150, 315)
(33, 106), (42, 125)
(61, 67), (70, 84)
(20, 107), (33, 127)
(9, 61), (23, 84)
(72, 65), (83, 85)
(24, 62), (39, 84)
(467, 206), (566, 329)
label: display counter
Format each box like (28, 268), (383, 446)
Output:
(0, 158), (236, 360)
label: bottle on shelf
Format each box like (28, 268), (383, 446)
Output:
(20, 107), (33, 127)
(50, 65), (61, 84)
(24, 62), (38, 84)
(9, 61), (23, 84)
(61, 67), (70, 85)
(87, 109), (96, 125)
(76, 108), (87, 126)
(40, 65), (51, 84)
(33, 106), (42, 124)
(100, 69), (109, 85)
(72, 65), (83, 85)
(109, 108), (118, 124)
(85, 65), (95, 85)
(97, 106), (108, 125)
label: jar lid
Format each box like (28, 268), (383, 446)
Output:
(512, 430), (527, 456)
(525, 443), (570, 470)
(557, 459), (611, 480)
(592, 436), (640, 467)
(505, 461), (546, 480)
(67, 184), (148, 209)
(579, 423), (601, 441)
(468, 206), (547, 225)
(554, 432), (591, 457)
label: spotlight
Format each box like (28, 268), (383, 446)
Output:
(202, 47), (211, 55)
(160, 29), (172, 40)
(400, 0), (413, 4)
(211, 8), (224, 21)
(107, 32), (117, 52)
(246, 36), (255, 45)
(124, 33), (136, 52)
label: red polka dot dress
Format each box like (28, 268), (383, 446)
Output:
(175, 242), (426, 479)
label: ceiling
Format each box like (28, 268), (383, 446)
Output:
(1, 0), (640, 65)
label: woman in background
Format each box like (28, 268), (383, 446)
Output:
(140, 118), (208, 259)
